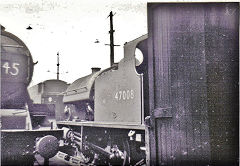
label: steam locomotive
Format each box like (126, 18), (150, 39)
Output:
(53, 3), (239, 166)
(55, 35), (148, 165)
(1, 25), (63, 165)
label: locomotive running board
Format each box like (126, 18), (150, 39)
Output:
(57, 121), (145, 130)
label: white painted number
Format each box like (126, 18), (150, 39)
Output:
(10, 63), (20, 75)
(123, 91), (126, 100)
(2, 62), (20, 76)
(2, 62), (10, 74)
(115, 90), (134, 101)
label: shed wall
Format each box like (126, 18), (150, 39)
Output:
(147, 3), (238, 166)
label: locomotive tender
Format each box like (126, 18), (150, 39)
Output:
(1, 25), (63, 165)
(56, 3), (239, 166)
(28, 79), (69, 128)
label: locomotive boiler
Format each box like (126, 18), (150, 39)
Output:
(1, 26), (63, 165)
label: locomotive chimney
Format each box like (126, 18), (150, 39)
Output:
(91, 67), (101, 73)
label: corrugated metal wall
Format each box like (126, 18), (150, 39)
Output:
(147, 3), (238, 166)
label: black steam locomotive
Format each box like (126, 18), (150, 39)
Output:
(0, 26), (63, 165)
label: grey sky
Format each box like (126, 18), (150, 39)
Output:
(0, 0), (147, 85)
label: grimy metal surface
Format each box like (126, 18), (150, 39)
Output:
(94, 36), (147, 124)
(1, 28), (34, 108)
(147, 3), (238, 166)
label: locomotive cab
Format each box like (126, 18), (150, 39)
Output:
(28, 79), (69, 128)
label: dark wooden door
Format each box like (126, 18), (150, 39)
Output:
(147, 3), (238, 166)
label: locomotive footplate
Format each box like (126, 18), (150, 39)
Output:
(57, 121), (145, 130)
